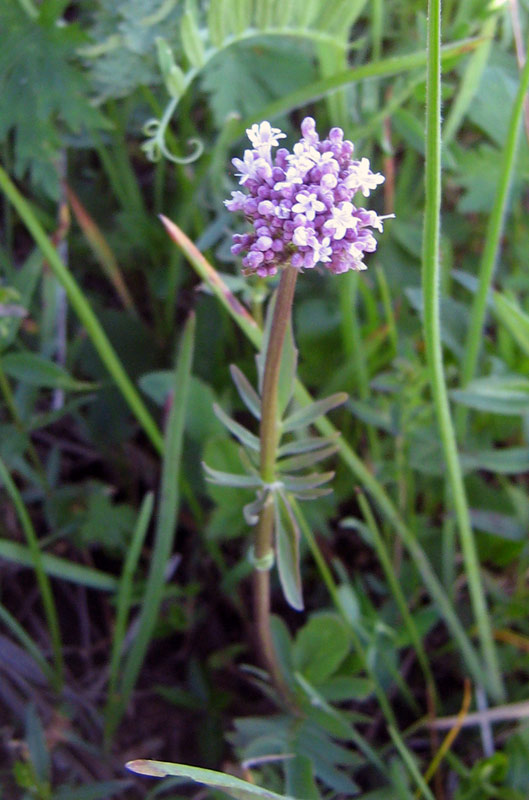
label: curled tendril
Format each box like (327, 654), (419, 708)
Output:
(141, 114), (204, 165)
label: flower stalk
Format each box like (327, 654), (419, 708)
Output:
(253, 265), (298, 699)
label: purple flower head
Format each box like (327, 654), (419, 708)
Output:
(225, 117), (392, 276)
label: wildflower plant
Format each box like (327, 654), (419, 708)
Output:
(204, 118), (390, 697)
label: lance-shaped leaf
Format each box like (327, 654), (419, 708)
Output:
(203, 462), (262, 489)
(243, 492), (267, 525)
(181, 10), (206, 68)
(275, 492), (303, 611)
(277, 318), (298, 417)
(281, 472), (335, 492)
(126, 760), (298, 800)
(289, 487), (334, 501)
(277, 444), (339, 473)
(230, 364), (261, 419)
(282, 393), (348, 433)
(277, 433), (340, 457)
(213, 403), (260, 451)
(255, 291), (276, 396)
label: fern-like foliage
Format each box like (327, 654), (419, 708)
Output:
(143, 0), (368, 163)
(0, 2), (106, 198)
(83, 0), (184, 101)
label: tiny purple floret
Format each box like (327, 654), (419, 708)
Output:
(224, 119), (393, 276)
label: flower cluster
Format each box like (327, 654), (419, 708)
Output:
(225, 118), (391, 276)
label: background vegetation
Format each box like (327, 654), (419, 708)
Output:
(1, 0), (529, 798)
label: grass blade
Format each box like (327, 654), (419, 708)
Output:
(457, 31), (529, 433)
(105, 492), (154, 744)
(112, 314), (195, 732)
(0, 166), (163, 454)
(0, 456), (63, 687)
(422, 0), (503, 699)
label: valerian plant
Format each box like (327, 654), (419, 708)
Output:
(128, 117), (391, 793)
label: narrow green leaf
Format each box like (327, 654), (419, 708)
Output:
(0, 457), (63, 686)
(277, 434), (339, 457)
(116, 314), (194, 725)
(232, 0), (252, 34)
(207, 0), (226, 48)
(282, 393), (347, 433)
(275, 492), (303, 610)
(451, 376), (529, 415)
(0, 603), (55, 683)
(494, 293), (529, 358)
(213, 403), (260, 451)
(203, 462), (261, 488)
(463, 447), (529, 475)
(288, 486), (333, 500)
(277, 319), (298, 416)
(1, 352), (95, 390)
(105, 492), (154, 741)
(277, 444), (339, 472)
(181, 10), (206, 67)
(294, 0), (320, 27)
(0, 539), (118, 591)
(0, 167), (164, 453)
(25, 705), (50, 783)
(126, 760), (298, 800)
(281, 472), (335, 492)
(230, 365), (261, 419)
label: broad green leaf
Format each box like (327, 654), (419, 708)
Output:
(230, 364), (261, 419)
(282, 393), (347, 433)
(451, 375), (529, 415)
(1, 352), (95, 390)
(126, 760), (297, 800)
(275, 493), (303, 611)
(293, 613), (349, 685)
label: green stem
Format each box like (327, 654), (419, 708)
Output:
(423, 0), (504, 700)
(258, 266), (299, 483)
(0, 166), (164, 455)
(254, 265), (298, 700)
(456, 32), (529, 437)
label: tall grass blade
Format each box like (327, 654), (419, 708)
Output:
(0, 166), (163, 454)
(457, 31), (529, 432)
(105, 492), (154, 744)
(422, 0), (504, 699)
(114, 314), (195, 729)
(0, 457), (63, 687)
